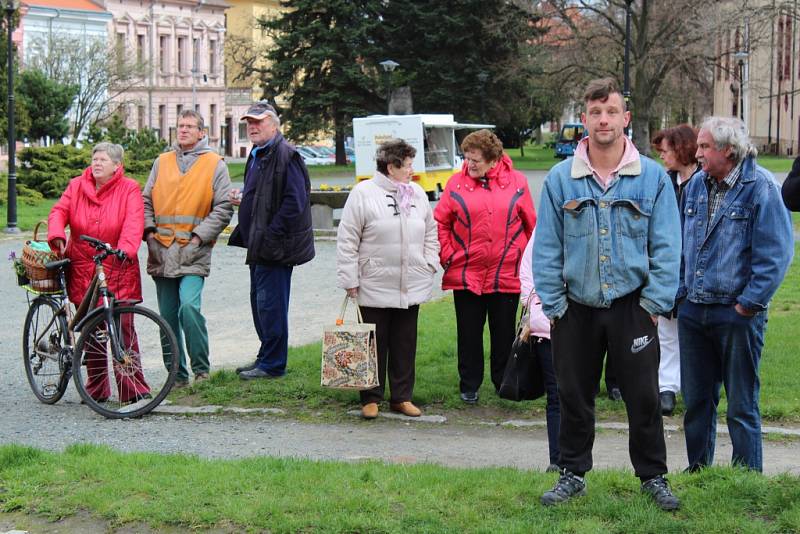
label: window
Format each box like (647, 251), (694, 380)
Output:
(192, 37), (199, 71)
(209, 40), (217, 74)
(137, 34), (145, 63)
(159, 35), (169, 72)
(210, 104), (217, 137)
(159, 105), (166, 139)
(138, 105), (145, 130)
(177, 36), (187, 72)
(177, 104), (183, 118)
(238, 122), (247, 142)
(116, 32), (126, 52)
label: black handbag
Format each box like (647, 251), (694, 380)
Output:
(498, 302), (546, 402)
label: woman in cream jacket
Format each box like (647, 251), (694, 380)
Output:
(336, 139), (439, 419)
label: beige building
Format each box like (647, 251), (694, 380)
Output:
(224, 0), (282, 157)
(714, 6), (800, 156)
(106, 0), (229, 152)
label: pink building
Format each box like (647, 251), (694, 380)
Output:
(105, 0), (231, 153)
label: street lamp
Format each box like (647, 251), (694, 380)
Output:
(733, 50), (748, 123)
(477, 71), (489, 122)
(379, 59), (399, 114)
(623, 0), (633, 137)
(5, 0), (20, 234)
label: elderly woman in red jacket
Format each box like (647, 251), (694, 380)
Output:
(434, 129), (536, 404)
(48, 142), (148, 403)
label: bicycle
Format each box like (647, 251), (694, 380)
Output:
(22, 235), (180, 418)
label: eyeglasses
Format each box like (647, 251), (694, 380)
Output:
(465, 157), (486, 165)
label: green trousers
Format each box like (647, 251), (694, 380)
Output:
(154, 275), (209, 381)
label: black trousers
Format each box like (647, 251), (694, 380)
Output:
(551, 291), (667, 478)
(453, 290), (519, 394)
(359, 306), (419, 405)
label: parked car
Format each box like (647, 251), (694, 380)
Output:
(297, 146), (334, 165)
(554, 123), (586, 159)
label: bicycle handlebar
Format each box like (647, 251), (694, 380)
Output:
(79, 235), (127, 261)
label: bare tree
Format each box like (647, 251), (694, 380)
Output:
(26, 33), (147, 143)
(537, 0), (775, 152)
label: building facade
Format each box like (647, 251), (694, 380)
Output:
(105, 0), (229, 152)
(714, 4), (800, 156)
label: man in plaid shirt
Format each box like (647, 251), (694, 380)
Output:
(677, 116), (793, 472)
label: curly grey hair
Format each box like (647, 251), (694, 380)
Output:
(700, 116), (757, 162)
(375, 139), (416, 175)
(92, 142), (124, 164)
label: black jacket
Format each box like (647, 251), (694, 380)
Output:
(229, 133), (315, 266)
(782, 156), (800, 211)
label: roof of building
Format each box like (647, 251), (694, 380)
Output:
(23, 0), (106, 12)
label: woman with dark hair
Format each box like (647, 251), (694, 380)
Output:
(651, 124), (702, 416)
(782, 155), (800, 211)
(336, 139), (439, 419)
(434, 129), (536, 404)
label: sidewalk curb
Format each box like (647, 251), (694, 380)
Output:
(149, 405), (800, 437)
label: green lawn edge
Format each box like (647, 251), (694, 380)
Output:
(1, 444), (799, 533)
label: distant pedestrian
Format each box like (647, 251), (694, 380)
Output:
(229, 102), (315, 380)
(678, 116), (794, 472)
(534, 78), (681, 511)
(781, 155), (800, 211)
(433, 129), (536, 405)
(336, 139), (439, 419)
(650, 124), (702, 416)
(519, 229), (560, 472)
(143, 110), (233, 387)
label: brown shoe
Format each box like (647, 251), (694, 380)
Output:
(194, 372), (210, 383)
(390, 401), (421, 417)
(362, 402), (379, 419)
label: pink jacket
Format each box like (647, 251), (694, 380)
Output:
(48, 166), (144, 305)
(519, 229), (550, 339)
(434, 154), (536, 294)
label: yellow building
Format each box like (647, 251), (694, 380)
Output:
(225, 0), (283, 157)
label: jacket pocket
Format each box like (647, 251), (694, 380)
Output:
(612, 198), (652, 237)
(146, 238), (164, 274)
(722, 203), (752, 236)
(563, 198), (596, 237)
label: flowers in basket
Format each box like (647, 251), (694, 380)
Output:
(9, 251), (29, 285)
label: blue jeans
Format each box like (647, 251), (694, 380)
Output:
(678, 301), (766, 471)
(249, 264), (293, 376)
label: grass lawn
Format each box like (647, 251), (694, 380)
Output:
(1, 444), (799, 533)
(0, 198), (57, 232)
(176, 242), (800, 424)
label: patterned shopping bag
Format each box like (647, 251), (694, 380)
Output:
(320, 297), (379, 390)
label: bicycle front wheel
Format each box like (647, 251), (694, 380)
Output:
(23, 297), (70, 404)
(73, 305), (179, 418)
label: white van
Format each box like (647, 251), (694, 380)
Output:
(353, 114), (492, 199)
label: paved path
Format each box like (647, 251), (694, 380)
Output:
(0, 167), (796, 476)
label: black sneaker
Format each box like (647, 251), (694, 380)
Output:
(641, 475), (680, 511)
(460, 391), (479, 404)
(541, 469), (586, 506)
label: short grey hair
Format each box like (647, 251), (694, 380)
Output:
(92, 142), (124, 164)
(178, 109), (205, 131)
(700, 116), (758, 162)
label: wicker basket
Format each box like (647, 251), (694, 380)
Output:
(22, 221), (60, 292)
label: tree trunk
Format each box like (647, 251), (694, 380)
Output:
(631, 113), (651, 157)
(334, 127), (346, 166)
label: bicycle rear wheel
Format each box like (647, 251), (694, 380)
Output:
(73, 305), (179, 418)
(23, 297), (70, 404)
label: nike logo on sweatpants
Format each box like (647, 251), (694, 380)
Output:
(630, 335), (654, 354)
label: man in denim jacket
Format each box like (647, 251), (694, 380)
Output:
(534, 78), (681, 511)
(678, 117), (793, 472)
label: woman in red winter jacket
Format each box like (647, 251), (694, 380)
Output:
(48, 142), (149, 404)
(433, 130), (536, 403)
